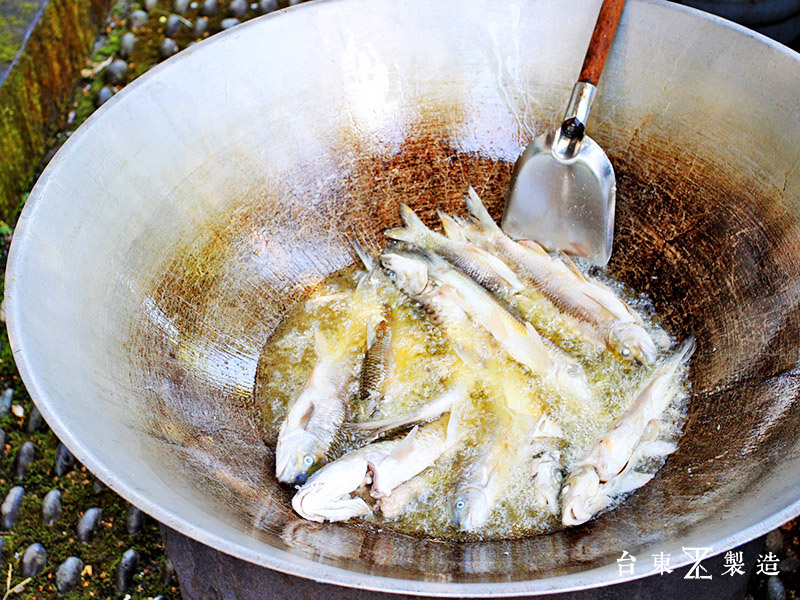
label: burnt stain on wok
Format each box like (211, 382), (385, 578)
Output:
(121, 111), (800, 581)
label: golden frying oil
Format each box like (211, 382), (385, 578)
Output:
(256, 264), (688, 540)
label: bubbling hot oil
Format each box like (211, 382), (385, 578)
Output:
(257, 265), (689, 540)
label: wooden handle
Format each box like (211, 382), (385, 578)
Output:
(578, 0), (626, 85)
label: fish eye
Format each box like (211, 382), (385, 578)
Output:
(303, 455), (315, 467)
(455, 500), (466, 510)
(621, 348), (631, 357)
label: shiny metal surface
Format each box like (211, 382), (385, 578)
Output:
(502, 123), (616, 265)
(5, 0), (800, 596)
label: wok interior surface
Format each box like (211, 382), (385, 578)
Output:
(8, 0), (800, 593)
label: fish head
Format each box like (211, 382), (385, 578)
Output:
(275, 428), (326, 486)
(608, 322), (657, 363)
(380, 253), (429, 295)
(451, 486), (490, 532)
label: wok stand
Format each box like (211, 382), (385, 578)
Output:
(162, 526), (762, 599)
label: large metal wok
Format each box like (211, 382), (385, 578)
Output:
(7, 0), (800, 595)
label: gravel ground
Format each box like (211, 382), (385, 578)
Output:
(1, 0), (798, 598)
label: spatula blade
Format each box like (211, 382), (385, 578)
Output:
(502, 129), (616, 267)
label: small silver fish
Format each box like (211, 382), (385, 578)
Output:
(371, 411), (463, 498)
(352, 374), (472, 436)
(382, 249), (592, 402)
(386, 203), (524, 294)
(448, 187), (657, 363)
(358, 317), (393, 419)
(561, 338), (694, 526)
(291, 439), (397, 522)
(276, 266), (384, 486)
(275, 328), (357, 486)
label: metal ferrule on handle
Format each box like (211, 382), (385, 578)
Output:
(551, 82), (597, 161)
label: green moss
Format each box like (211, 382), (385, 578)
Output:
(0, 0), (113, 224)
(0, 238), (179, 598)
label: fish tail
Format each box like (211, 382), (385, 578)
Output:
(385, 203), (432, 245)
(465, 186), (500, 232)
(676, 335), (696, 363)
(438, 210), (467, 241)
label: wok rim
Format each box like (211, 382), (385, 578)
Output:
(6, 0), (800, 595)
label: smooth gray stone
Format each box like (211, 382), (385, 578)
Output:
(0, 388), (13, 417)
(159, 38), (179, 60)
(779, 556), (800, 572)
(165, 14), (183, 36)
(54, 443), (75, 477)
(116, 548), (140, 594)
(77, 507), (103, 543)
(42, 489), (62, 526)
(126, 505), (145, 536)
(120, 32), (137, 59)
(106, 59), (129, 84)
(144, 0), (157, 10)
(192, 17), (208, 36)
(767, 575), (787, 600)
(1, 486), (24, 529)
(767, 529), (784, 555)
(55, 557), (84, 593)
(258, 0), (277, 13)
(0, 428), (5, 451)
(160, 556), (175, 587)
(173, 0), (189, 14)
(26, 405), (44, 433)
(200, 0), (217, 16)
(15, 440), (35, 480)
(21, 543), (46, 578)
(96, 86), (114, 107)
(92, 477), (106, 494)
(129, 9), (149, 29)
(227, 0), (247, 17)
(220, 17), (240, 29)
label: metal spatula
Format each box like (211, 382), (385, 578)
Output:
(502, 0), (626, 267)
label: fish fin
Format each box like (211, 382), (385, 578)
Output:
(636, 439), (677, 459)
(399, 203), (431, 236)
(445, 404), (464, 445)
(437, 282), (465, 306)
(384, 227), (413, 243)
(350, 237), (375, 271)
(313, 327), (338, 359)
(388, 426), (419, 462)
(611, 471), (654, 495)
(465, 186), (500, 232)
(464, 244), (525, 291)
(518, 239), (549, 255)
(365, 320), (376, 349)
(299, 402), (315, 429)
(675, 336), (696, 364)
(560, 252), (589, 283)
(438, 210), (467, 241)
(305, 292), (350, 308)
(488, 306), (510, 340)
(531, 414), (564, 439)
(449, 340), (481, 367)
(524, 322), (553, 369)
(354, 386), (460, 434)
